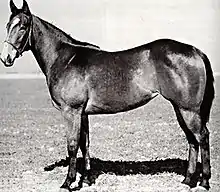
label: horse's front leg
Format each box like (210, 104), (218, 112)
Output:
(60, 106), (83, 191)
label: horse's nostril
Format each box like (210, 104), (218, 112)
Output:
(7, 55), (12, 63)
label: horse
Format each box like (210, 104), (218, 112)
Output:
(1, 0), (215, 191)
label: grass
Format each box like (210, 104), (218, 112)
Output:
(0, 78), (219, 192)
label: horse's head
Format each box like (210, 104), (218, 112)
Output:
(0, 0), (32, 67)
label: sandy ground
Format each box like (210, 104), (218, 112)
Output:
(0, 77), (219, 192)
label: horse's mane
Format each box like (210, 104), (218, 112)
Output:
(61, 41), (101, 51)
(35, 15), (100, 49)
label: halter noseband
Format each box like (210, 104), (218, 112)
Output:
(4, 18), (32, 57)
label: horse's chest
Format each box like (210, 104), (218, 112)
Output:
(50, 76), (88, 108)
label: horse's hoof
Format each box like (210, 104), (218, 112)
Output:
(182, 177), (191, 185)
(190, 186), (208, 192)
(69, 180), (82, 191)
(182, 178), (197, 188)
(79, 177), (92, 187)
(199, 179), (210, 190)
(81, 182), (90, 188)
(59, 184), (82, 192)
(71, 187), (82, 191)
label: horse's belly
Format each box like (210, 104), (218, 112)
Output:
(85, 87), (159, 114)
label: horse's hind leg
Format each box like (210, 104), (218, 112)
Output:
(79, 114), (92, 187)
(200, 124), (211, 189)
(172, 103), (202, 188)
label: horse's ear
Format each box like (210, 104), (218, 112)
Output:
(10, 0), (18, 14)
(22, 0), (31, 15)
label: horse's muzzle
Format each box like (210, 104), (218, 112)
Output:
(0, 55), (14, 67)
(0, 42), (18, 67)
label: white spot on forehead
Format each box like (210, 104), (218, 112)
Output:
(9, 18), (20, 33)
(11, 18), (20, 28)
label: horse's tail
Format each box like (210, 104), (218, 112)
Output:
(200, 52), (215, 124)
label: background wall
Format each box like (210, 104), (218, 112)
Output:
(0, 0), (219, 74)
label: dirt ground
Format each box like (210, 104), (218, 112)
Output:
(0, 77), (219, 192)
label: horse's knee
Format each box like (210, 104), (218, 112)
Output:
(61, 106), (72, 119)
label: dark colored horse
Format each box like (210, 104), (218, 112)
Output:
(1, 1), (215, 191)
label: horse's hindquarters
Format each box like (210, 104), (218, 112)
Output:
(153, 52), (206, 110)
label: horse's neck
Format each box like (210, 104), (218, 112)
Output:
(30, 15), (74, 77)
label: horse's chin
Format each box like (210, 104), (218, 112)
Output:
(4, 61), (14, 67)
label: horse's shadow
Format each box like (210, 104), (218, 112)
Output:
(44, 157), (202, 185)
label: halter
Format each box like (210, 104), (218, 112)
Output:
(4, 17), (32, 57)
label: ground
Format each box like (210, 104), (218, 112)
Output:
(0, 77), (219, 192)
